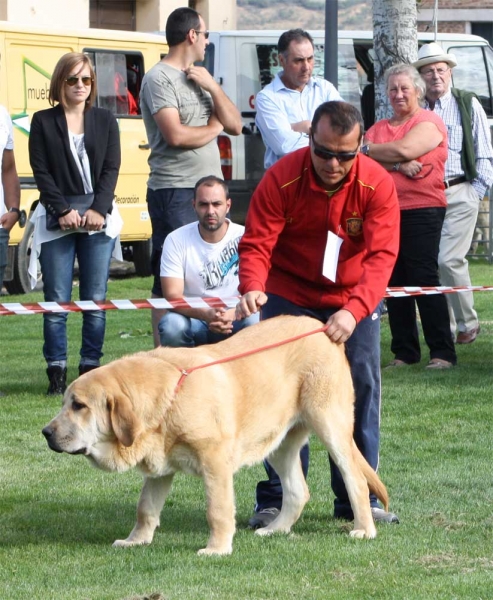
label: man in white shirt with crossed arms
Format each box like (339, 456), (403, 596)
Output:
(255, 28), (343, 170)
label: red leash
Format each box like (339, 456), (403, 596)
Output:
(174, 323), (329, 394)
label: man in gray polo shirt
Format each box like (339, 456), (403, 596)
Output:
(140, 6), (241, 345)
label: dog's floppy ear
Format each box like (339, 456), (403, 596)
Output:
(107, 393), (141, 447)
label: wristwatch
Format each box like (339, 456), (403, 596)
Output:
(361, 144), (371, 156)
(8, 207), (27, 227)
(392, 163), (401, 171)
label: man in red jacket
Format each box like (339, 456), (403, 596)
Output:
(236, 101), (400, 526)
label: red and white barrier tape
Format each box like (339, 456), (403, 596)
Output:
(385, 285), (493, 297)
(0, 296), (234, 317)
(1, 286), (493, 316)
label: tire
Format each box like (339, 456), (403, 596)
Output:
(132, 239), (152, 277)
(4, 219), (40, 294)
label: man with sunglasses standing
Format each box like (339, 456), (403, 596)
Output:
(140, 7), (241, 346)
(236, 101), (400, 529)
(414, 43), (493, 345)
(255, 28), (343, 170)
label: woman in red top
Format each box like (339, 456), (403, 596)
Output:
(364, 63), (456, 369)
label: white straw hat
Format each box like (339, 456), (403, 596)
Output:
(413, 42), (457, 70)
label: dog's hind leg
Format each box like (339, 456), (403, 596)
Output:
(255, 426), (310, 537)
(311, 414), (376, 539)
(113, 474), (174, 547)
(198, 446), (236, 556)
(301, 369), (377, 540)
(329, 444), (376, 539)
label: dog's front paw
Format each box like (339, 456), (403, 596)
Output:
(197, 545), (232, 556)
(349, 528), (376, 540)
(112, 538), (151, 548)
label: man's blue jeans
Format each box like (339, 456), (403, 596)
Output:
(254, 294), (382, 518)
(39, 232), (115, 366)
(147, 188), (196, 296)
(158, 311), (259, 347)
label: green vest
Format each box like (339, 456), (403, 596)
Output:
(451, 88), (478, 181)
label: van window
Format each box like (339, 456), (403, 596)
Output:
(84, 50), (143, 116)
(200, 43), (215, 73)
(450, 45), (493, 117)
(484, 46), (493, 117)
(255, 43), (361, 111)
(337, 44), (361, 108)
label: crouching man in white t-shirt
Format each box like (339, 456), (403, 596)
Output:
(158, 175), (259, 347)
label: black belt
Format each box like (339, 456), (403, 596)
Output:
(444, 176), (467, 189)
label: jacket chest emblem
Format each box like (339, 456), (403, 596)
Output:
(346, 213), (363, 236)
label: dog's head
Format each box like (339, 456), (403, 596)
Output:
(41, 365), (142, 456)
(41, 354), (181, 469)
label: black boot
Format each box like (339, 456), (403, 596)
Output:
(78, 364), (99, 377)
(46, 366), (67, 396)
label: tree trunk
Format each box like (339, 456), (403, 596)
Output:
(372, 0), (419, 121)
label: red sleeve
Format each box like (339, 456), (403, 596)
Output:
(238, 169), (287, 294)
(343, 169), (400, 321)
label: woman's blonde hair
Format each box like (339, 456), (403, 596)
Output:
(48, 52), (97, 110)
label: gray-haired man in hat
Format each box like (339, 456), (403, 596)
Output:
(414, 43), (493, 344)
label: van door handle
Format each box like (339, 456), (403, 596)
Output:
(139, 143), (150, 149)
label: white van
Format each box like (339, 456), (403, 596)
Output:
(205, 30), (493, 223)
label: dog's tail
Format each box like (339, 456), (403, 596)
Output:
(353, 442), (389, 511)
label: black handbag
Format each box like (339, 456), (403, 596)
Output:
(46, 194), (95, 231)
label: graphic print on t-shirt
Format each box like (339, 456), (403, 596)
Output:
(200, 236), (241, 290)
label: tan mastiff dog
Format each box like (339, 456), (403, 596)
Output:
(42, 315), (389, 555)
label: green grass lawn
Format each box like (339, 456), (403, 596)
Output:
(1, 263), (493, 600)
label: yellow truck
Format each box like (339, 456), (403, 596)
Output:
(0, 22), (168, 293)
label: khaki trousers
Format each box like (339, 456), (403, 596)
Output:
(438, 181), (480, 334)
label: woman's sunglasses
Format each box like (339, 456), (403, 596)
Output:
(65, 76), (93, 87)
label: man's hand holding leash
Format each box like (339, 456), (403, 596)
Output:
(324, 309), (356, 345)
(236, 291), (268, 320)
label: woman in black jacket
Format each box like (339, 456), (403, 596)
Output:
(29, 52), (121, 395)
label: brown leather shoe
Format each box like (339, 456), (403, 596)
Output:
(456, 325), (480, 345)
